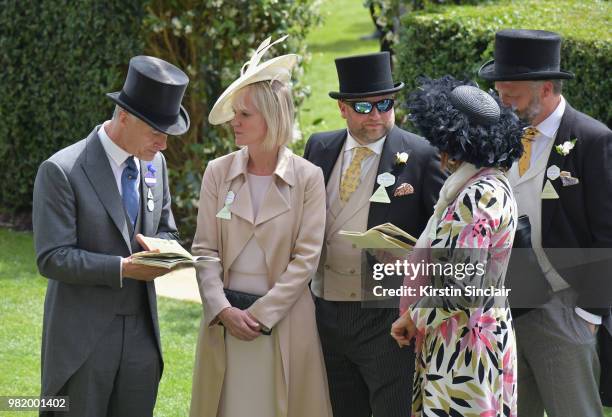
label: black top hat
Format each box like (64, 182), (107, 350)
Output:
(329, 52), (404, 99)
(107, 56), (190, 135)
(407, 76), (524, 169)
(479, 29), (574, 81)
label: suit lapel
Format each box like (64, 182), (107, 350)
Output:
(255, 179), (291, 226)
(541, 105), (575, 237)
(140, 159), (155, 236)
(318, 131), (347, 184)
(367, 127), (402, 227)
(81, 130), (131, 250)
(230, 179), (255, 224)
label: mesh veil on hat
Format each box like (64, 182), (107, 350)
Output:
(406, 75), (525, 169)
(208, 36), (298, 125)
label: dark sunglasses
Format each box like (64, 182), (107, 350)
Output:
(344, 98), (395, 114)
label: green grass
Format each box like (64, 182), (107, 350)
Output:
(3, 227), (612, 417)
(0, 228), (202, 417)
(296, 0), (379, 148)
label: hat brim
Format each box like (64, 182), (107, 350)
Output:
(478, 60), (575, 81)
(106, 92), (190, 136)
(208, 54), (299, 125)
(328, 82), (404, 100)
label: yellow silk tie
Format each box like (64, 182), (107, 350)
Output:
(518, 127), (540, 176)
(340, 147), (373, 202)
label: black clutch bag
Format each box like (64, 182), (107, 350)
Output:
(224, 288), (260, 310)
(222, 289), (272, 335)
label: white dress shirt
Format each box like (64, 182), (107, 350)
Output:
(98, 122), (141, 286)
(98, 121), (141, 198)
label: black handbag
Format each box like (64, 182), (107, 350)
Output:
(224, 288), (261, 310)
(222, 289), (271, 335)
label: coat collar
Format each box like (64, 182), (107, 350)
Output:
(81, 126), (132, 251)
(367, 126), (410, 228)
(225, 146), (295, 187)
(541, 102), (576, 237)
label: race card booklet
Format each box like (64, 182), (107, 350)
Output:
(339, 222), (417, 250)
(131, 236), (220, 269)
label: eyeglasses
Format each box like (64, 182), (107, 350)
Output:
(344, 98), (395, 114)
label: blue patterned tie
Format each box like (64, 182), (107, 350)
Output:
(121, 156), (139, 227)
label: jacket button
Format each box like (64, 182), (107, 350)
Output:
(350, 292), (356, 298)
(324, 265), (330, 270)
(349, 268), (356, 274)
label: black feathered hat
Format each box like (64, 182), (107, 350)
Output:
(406, 75), (525, 169)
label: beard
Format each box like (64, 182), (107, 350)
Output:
(350, 120), (394, 144)
(515, 93), (542, 124)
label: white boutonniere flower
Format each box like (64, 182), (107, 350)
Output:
(555, 138), (577, 156)
(395, 152), (409, 165)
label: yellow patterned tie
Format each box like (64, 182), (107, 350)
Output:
(340, 147), (373, 202)
(518, 127), (539, 176)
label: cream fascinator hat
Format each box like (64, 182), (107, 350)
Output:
(208, 35), (298, 125)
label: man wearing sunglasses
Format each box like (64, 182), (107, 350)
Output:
(303, 52), (446, 417)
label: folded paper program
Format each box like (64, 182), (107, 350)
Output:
(131, 236), (220, 269)
(339, 222), (417, 249)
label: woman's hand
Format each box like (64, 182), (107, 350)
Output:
(390, 311), (417, 348)
(218, 307), (261, 341)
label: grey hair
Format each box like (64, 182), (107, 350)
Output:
(530, 80), (563, 95)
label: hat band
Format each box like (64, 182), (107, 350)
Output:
(493, 62), (561, 75)
(118, 91), (181, 125)
(338, 80), (397, 95)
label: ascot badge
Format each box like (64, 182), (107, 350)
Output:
(370, 172), (395, 204)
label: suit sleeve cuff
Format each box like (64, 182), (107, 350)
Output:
(575, 307), (602, 325)
(119, 257), (123, 288)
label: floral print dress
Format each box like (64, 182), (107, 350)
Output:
(409, 169), (518, 417)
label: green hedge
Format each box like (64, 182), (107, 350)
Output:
(1, 1), (320, 242)
(395, 0), (611, 126)
(142, 1), (321, 243)
(0, 0), (145, 215)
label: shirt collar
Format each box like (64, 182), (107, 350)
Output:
(535, 95), (566, 139)
(98, 121), (138, 168)
(344, 129), (386, 155)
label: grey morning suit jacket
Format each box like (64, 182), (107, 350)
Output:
(32, 126), (178, 397)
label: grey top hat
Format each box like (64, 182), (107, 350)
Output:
(107, 56), (190, 135)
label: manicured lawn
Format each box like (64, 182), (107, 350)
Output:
(2, 228), (612, 416)
(0, 228), (202, 417)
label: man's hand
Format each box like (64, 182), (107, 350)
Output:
(391, 311), (417, 348)
(218, 307), (261, 341)
(120, 233), (168, 281)
(121, 257), (168, 281)
(136, 233), (152, 251)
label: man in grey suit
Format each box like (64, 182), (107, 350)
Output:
(32, 56), (190, 417)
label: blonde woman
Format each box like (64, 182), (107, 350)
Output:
(189, 37), (332, 417)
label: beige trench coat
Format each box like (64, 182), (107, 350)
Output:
(189, 146), (333, 417)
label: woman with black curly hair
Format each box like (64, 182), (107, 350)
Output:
(390, 76), (524, 417)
